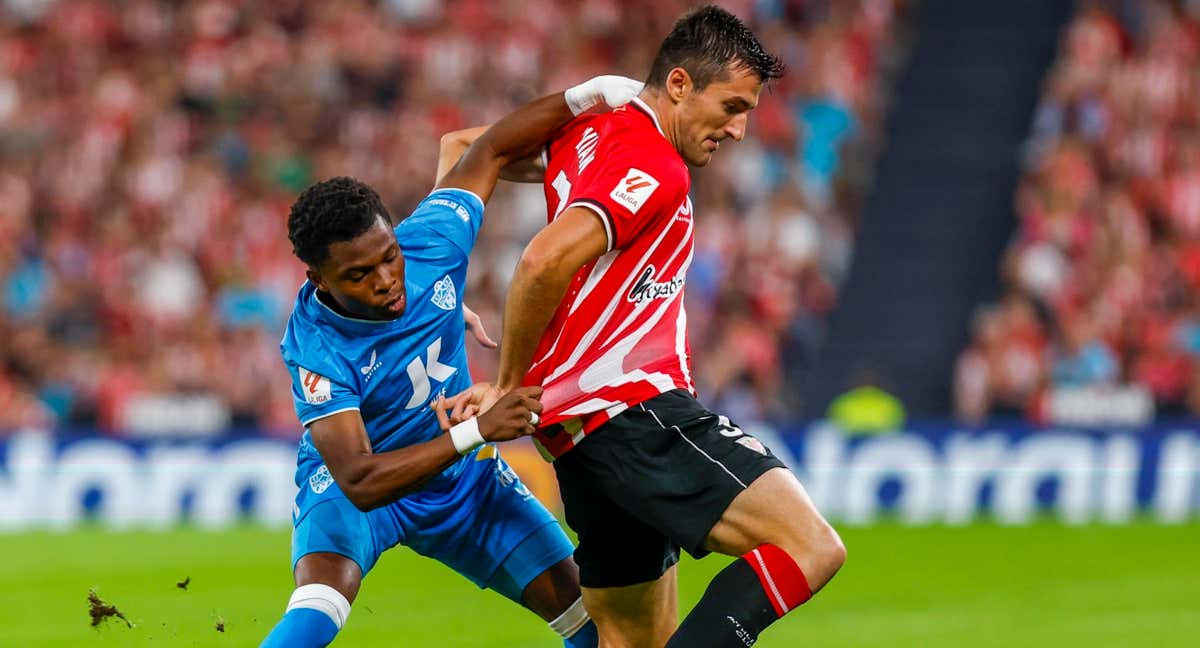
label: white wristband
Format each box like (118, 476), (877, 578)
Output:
(564, 76), (644, 116)
(563, 84), (593, 116)
(449, 418), (485, 454)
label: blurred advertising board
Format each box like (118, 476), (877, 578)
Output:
(1, 423), (1197, 531)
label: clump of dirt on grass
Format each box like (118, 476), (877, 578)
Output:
(87, 589), (131, 628)
(176, 576), (190, 591)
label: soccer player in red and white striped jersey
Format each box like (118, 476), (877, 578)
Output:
(526, 92), (697, 458)
(473, 7), (847, 647)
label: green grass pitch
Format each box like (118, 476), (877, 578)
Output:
(1, 521), (1196, 646)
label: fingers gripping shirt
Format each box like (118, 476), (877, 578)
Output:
(280, 188), (485, 475)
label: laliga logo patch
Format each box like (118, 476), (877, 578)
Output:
(309, 465), (334, 494)
(299, 367), (331, 404)
(431, 275), (457, 311)
(610, 168), (659, 214)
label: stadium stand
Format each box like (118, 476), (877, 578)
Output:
(803, 0), (1071, 420)
(0, 0), (906, 435)
(955, 0), (1200, 425)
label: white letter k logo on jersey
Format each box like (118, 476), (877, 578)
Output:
(405, 337), (457, 409)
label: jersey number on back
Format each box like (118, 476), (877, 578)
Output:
(405, 338), (457, 409)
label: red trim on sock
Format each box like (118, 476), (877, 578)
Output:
(742, 544), (812, 617)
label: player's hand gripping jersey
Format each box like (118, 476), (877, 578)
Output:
(530, 98), (696, 458)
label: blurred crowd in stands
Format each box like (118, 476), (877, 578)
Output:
(0, 0), (904, 435)
(956, 0), (1200, 424)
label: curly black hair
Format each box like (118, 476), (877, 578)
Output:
(646, 5), (784, 90)
(287, 176), (393, 267)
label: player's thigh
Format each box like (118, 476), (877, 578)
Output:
(705, 466), (845, 590)
(553, 434), (681, 591)
(553, 426), (683, 644)
(582, 565), (678, 648)
(418, 448), (573, 602)
(501, 555), (580, 622)
(290, 464), (387, 601)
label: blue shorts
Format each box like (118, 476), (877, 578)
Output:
(291, 445), (573, 603)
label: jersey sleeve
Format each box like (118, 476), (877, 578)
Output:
(565, 141), (686, 251)
(397, 188), (486, 262)
(285, 359), (360, 427)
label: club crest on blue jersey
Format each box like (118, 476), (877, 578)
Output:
(431, 275), (457, 311)
(496, 459), (533, 499)
(309, 465), (335, 494)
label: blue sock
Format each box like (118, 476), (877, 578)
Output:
(260, 608), (339, 648)
(564, 619), (599, 648)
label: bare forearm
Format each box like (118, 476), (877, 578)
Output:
(339, 434), (460, 510)
(439, 127), (545, 184)
(436, 94), (572, 200)
(497, 258), (575, 391)
(436, 127), (488, 184)
(474, 93), (573, 167)
(500, 155), (547, 182)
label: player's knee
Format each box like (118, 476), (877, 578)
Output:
(294, 553), (363, 603)
(821, 526), (847, 576)
(804, 524), (846, 588)
(522, 560), (583, 621)
(775, 522), (845, 590)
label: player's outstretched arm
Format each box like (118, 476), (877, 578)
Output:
(436, 126), (545, 185)
(436, 126), (488, 184)
(308, 388), (543, 511)
(436, 75), (642, 203)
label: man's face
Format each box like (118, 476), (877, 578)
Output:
(673, 65), (763, 166)
(308, 216), (407, 321)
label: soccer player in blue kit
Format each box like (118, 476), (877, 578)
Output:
(260, 75), (643, 647)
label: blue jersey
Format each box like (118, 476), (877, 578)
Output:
(280, 188), (484, 480)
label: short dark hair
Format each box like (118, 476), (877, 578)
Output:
(287, 176), (392, 267)
(645, 5), (784, 90)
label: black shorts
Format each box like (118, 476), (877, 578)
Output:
(553, 389), (786, 588)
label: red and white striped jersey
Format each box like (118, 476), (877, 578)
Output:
(528, 97), (696, 458)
